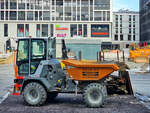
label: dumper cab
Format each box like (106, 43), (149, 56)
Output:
(16, 37), (56, 76)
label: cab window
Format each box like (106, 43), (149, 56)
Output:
(31, 40), (46, 59)
(17, 40), (29, 61)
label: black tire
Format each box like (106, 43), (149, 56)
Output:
(47, 92), (58, 101)
(83, 83), (107, 108)
(23, 82), (47, 106)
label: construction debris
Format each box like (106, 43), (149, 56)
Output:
(135, 93), (150, 110)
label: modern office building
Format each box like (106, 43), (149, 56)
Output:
(0, 0), (112, 55)
(140, 0), (150, 42)
(112, 10), (139, 49)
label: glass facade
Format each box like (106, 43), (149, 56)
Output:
(0, 0), (111, 22)
(140, 0), (150, 41)
(0, 0), (112, 39)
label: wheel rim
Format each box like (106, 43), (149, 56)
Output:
(26, 88), (40, 103)
(29, 89), (38, 99)
(88, 89), (102, 104)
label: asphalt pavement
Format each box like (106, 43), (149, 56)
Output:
(0, 64), (14, 103)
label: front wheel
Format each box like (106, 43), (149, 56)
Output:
(83, 83), (107, 108)
(23, 82), (47, 106)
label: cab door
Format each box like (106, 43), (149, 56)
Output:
(30, 39), (46, 74)
(16, 39), (29, 75)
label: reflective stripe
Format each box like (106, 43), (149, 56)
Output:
(16, 76), (24, 79)
(13, 93), (20, 96)
(14, 83), (22, 88)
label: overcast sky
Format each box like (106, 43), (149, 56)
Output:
(113, 0), (139, 11)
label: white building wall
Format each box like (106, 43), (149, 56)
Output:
(0, 23), (4, 53)
(112, 11), (140, 49)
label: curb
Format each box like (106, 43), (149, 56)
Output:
(0, 92), (10, 104)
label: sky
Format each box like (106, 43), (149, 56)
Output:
(113, 0), (139, 11)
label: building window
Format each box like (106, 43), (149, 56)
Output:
(78, 24), (82, 36)
(73, 0), (76, 21)
(107, 11), (110, 21)
(120, 28), (122, 34)
(18, 0), (25, 9)
(43, 0), (50, 10)
(35, 0), (42, 9)
(5, 0), (8, 9)
(10, 0), (17, 9)
(4, 24), (8, 37)
(120, 22), (122, 27)
(126, 44), (129, 48)
(39, 11), (42, 20)
(133, 35), (136, 41)
(77, 0), (80, 21)
(129, 15), (131, 21)
(120, 35), (123, 41)
(129, 28), (131, 34)
(10, 11), (17, 20)
(133, 28), (135, 34)
(56, 0), (63, 21)
(133, 15), (135, 21)
(115, 22), (118, 27)
(120, 15), (122, 20)
(5, 11), (8, 20)
(94, 0), (110, 10)
(17, 24), (24, 37)
(128, 35), (131, 41)
(25, 24), (29, 37)
(43, 11), (50, 20)
(116, 28), (118, 34)
(114, 35), (118, 40)
(42, 24), (48, 37)
(1, 0), (4, 9)
(27, 11), (33, 20)
(133, 22), (135, 27)
(83, 24), (87, 37)
(129, 22), (131, 27)
(1, 11), (4, 20)
(65, 0), (71, 21)
(36, 24), (40, 37)
(70, 24), (77, 37)
(18, 11), (25, 20)
(103, 11), (106, 21)
(94, 11), (102, 21)
(90, 0), (93, 21)
(35, 11), (38, 20)
(50, 24), (54, 37)
(115, 15), (118, 21)
(91, 24), (109, 37)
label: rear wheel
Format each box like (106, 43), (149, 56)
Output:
(83, 83), (107, 108)
(23, 82), (47, 106)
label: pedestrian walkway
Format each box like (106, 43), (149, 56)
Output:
(0, 64), (14, 103)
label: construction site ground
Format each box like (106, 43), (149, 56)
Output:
(0, 94), (149, 113)
(0, 51), (150, 112)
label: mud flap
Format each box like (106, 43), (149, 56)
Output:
(119, 71), (133, 95)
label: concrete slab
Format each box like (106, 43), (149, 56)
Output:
(130, 73), (150, 96)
